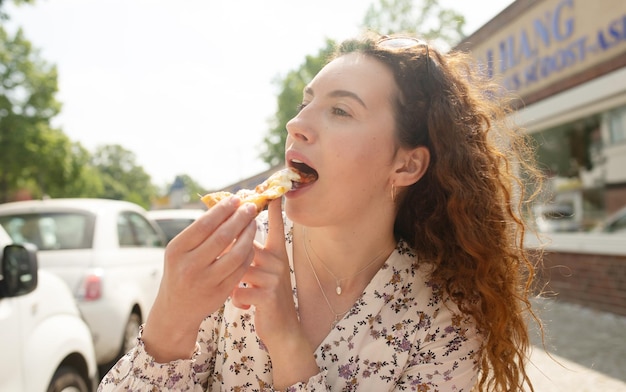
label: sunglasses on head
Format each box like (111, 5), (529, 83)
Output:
(377, 36), (431, 79)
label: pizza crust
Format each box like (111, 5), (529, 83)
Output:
(200, 168), (302, 212)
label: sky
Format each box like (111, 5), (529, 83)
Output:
(4, 0), (513, 191)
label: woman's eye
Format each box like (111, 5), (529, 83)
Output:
(332, 107), (350, 117)
(296, 103), (350, 117)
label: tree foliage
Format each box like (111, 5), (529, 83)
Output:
(91, 144), (157, 209)
(260, 0), (466, 165)
(362, 0), (465, 46)
(60, 143), (105, 198)
(176, 174), (208, 199)
(0, 3), (90, 202)
(0, 26), (79, 201)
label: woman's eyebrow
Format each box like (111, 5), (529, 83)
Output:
(329, 90), (367, 109)
(303, 86), (367, 109)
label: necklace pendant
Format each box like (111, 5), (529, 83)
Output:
(336, 285), (342, 295)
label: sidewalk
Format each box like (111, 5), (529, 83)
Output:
(525, 298), (626, 391)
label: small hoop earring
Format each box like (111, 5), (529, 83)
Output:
(391, 183), (397, 203)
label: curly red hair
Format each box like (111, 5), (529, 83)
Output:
(335, 34), (543, 391)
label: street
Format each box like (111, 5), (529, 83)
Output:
(526, 297), (626, 391)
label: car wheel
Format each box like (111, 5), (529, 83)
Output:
(121, 312), (142, 356)
(47, 366), (89, 392)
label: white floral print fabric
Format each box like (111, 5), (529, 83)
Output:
(99, 212), (482, 391)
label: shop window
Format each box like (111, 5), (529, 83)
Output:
(529, 115), (606, 230)
(532, 115), (601, 179)
(608, 106), (626, 144)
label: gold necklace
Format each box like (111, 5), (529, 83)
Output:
(303, 228), (393, 296)
(302, 234), (349, 330)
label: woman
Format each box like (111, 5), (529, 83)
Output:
(99, 33), (540, 391)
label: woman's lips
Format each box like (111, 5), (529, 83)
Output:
(289, 159), (318, 190)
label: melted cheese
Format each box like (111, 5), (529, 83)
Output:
(201, 168), (301, 212)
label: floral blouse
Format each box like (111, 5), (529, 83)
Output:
(99, 213), (482, 391)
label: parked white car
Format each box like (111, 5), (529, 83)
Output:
(0, 198), (166, 367)
(0, 225), (98, 391)
(147, 208), (205, 243)
(532, 202), (581, 232)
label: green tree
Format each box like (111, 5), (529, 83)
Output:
(91, 144), (157, 209)
(60, 143), (105, 198)
(0, 26), (82, 202)
(1, 1), (100, 202)
(1, 1), (158, 204)
(260, 0), (466, 165)
(28, 128), (95, 198)
(174, 174), (208, 199)
(362, 0), (465, 45)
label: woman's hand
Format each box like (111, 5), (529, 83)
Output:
(231, 199), (299, 343)
(142, 196), (258, 362)
(231, 199), (319, 388)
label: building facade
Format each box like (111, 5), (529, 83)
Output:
(457, 0), (626, 315)
(458, 0), (626, 229)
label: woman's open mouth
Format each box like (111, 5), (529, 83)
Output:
(289, 159), (318, 190)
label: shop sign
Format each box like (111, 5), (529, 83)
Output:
(474, 0), (626, 99)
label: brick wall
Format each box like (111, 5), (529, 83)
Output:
(533, 249), (626, 317)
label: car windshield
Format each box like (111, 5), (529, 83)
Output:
(154, 218), (196, 243)
(0, 212), (95, 250)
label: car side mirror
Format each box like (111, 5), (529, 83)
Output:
(0, 244), (38, 298)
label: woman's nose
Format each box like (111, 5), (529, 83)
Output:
(286, 109), (314, 143)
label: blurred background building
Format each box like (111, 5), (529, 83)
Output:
(458, 0), (626, 230)
(456, 0), (626, 317)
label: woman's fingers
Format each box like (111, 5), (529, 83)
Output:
(183, 200), (257, 264)
(232, 199), (294, 311)
(230, 267), (272, 310)
(168, 197), (241, 252)
(158, 199), (257, 312)
(264, 198), (287, 256)
(210, 219), (257, 289)
(142, 199), (261, 363)
(168, 196), (242, 253)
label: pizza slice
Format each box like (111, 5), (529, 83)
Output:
(200, 166), (316, 212)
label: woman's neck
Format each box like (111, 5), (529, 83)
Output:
(296, 222), (396, 280)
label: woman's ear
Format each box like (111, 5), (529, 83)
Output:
(393, 146), (430, 186)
